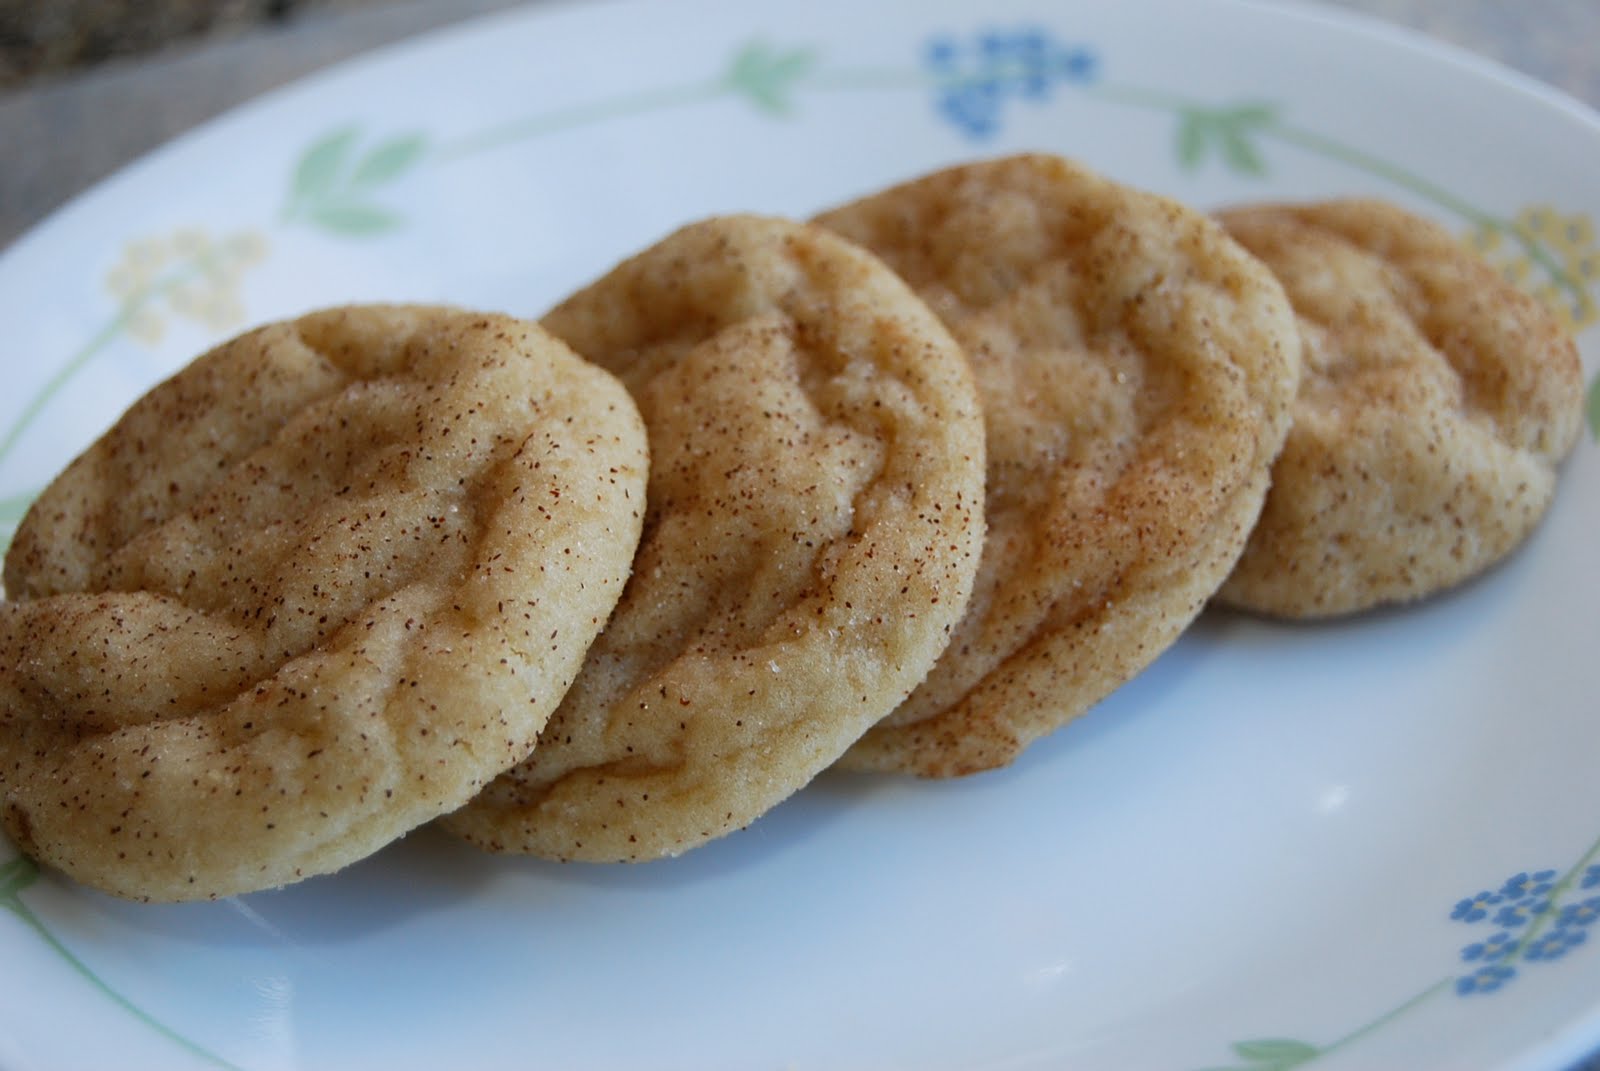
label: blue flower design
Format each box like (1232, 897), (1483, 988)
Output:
(1500, 870), (1558, 901)
(1493, 898), (1552, 929)
(1461, 931), (1518, 962)
(1556, 897), (1600, 930)
(1456, 963), (1516, 996)
(925, 27), (1098, 140)
(1446, 859), (1600, 999)
(1452, 889), (1505, 923)
(1525, 927), (1588, 962)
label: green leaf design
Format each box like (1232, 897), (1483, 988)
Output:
(1587, 372), (1600, 441)
(0, 854), (243, 1069)
(284, 126), (426, 236)
(724, 40), (818, 116)
(350, 134), (428, 188)
(307, 202), (404, 236)
(1219, 126), (1267, 175)
(0, 856), (40, 901)
(1172, 101), (1279, 177)
(1177, 112), (1211, 169)
(1232, 1038), (1321, 1068)
(291, 126), (359, 202)
(1226, 102), (1278, 126)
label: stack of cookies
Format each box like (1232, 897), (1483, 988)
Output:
(0, 154), (1584, 902)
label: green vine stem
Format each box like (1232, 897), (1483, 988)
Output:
(0, 858), (241, 1070)
(1085, 83), (1589, 313)
(433, 81), (728, 162)
(0, 311), (126, 473)
(1501, 827), (1600, 964)
(1315, 977), (1455, 1062)
(0, 241), (238, 473)
(429, 41), (823, 161)
(1198, 827), (1600, 1070)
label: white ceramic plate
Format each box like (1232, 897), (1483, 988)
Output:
(2, 1), (1599, 1068)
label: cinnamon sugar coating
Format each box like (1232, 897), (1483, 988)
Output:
(1, 305), (647, 900)
(443, 216), (986, 858)
(817, 154), (1302, 775)
(1216, 199), (1584, 617)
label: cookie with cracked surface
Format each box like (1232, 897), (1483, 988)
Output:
(1, 305), (648, 900)
(442, 215), (986, 860)
(1215, 199), (1585, 617)
(815, 153), (1302, 776)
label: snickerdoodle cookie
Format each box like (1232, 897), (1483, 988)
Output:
(1215, 199), (1585, 617)
(1, 305), (648, 900)
(443, 215), (986, 860)
(816, 154), (1301, 776)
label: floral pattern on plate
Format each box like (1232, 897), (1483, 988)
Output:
(1, 6), (1598, 1070)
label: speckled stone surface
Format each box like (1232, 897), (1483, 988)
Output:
(0, 0), (276, 85)
(0, 0), (457, 85)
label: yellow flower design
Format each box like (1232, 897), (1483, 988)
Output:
(1466, 205), (1600, 331)
(104, 228), (269, 346)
